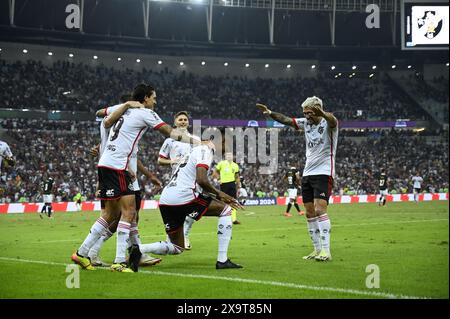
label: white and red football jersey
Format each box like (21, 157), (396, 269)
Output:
(98, 108), (166, 170)
(159, 145), (213, 205)
(0, 140), (13, 171)
(292, 117), (339, 179)
(99, 103), (122, 157)
(159, 136), (194, 173)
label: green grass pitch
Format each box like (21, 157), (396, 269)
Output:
(0, 201), (448, 299)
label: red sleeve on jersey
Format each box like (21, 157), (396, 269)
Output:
(153, 122), (167, 130)
(158, 154), (169, 159)
(196, 164), (209, 170)
(292, 118), (300, 130)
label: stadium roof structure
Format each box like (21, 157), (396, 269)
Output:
(0, 0), (447, 62)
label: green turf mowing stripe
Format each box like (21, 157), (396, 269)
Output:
(0, 256), (431, 299)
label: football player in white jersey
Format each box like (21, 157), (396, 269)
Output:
(158, 111), (197, 250)
(412, 173), (424, 203)
(72, 84), (202, 272)
(0, 140), (15, 172)
(128, 142), (244, 271)
(257, 96), (338, 262)
(86, 96), (163, 267)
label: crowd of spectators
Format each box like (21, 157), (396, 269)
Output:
(1, 119), (448, 203)
(0, 59), (432, 121)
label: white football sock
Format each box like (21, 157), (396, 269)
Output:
(78, 217), (109, 257)
(217, 215), (232, 263)
(318, 213), (331, 254)
(217, 205), (232, 262)
(114, 221), (131, 264)
(307, 217), (321, 252)
(139, 241), (183, 255)
(88, 228), (114, 259)
(129, 222), (142, 246)
(183, 216), (195, 238)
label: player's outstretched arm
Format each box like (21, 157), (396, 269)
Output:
(158, 125), (203, 146)
(256, 103), (296, 128)
(157, 156), (182, 166)
(196, 167), (242, 210)
(137, 159), (163, 192)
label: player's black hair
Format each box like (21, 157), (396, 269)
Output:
(119, 94), (133, 103)
(132, 84), (155, 103)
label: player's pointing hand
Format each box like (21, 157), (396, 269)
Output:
(256, 103), (271, 115)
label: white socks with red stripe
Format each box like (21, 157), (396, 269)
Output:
(129, 222), (141, 246)
(114, 221), (131, 264)
(78, 217), (109, 257)
(139, 241), (184, 255)
(88, 228), (114, 259)
(317, 213), (331, 254)
(306, 217), (321, 253)
(217, 206), (232, 262)
(183, 216), (195, 238)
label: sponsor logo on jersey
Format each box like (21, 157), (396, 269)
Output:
(107, 144), (116, 152)
(106, 189), (115, 197)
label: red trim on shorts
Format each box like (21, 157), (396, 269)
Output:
(97, 165), (126, 171)
(159, 154), (169, 159)
(166, 225), (183, 234)
(97, 196), (122, 201)
(153, 122), (167, 130)
(197, 206), (209, 220)
(159, 197), (200, 207)
(196, 164), (209, 170)
(119, 171), (127, 192)
(328, 176), (333, 198)
(292, 118), (300, 130)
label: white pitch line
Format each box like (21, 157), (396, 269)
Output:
(30, 218), (449, 244)
(0, 256), (430, 299)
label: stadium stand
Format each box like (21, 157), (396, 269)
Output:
(0, 59), (434, 121)
(1, 118), (448, 203)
